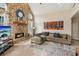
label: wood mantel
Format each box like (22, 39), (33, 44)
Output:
(13, 21), (28, 25)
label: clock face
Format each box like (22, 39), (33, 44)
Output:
(18, 12), (23, 17)
(16, 9), (25, 19)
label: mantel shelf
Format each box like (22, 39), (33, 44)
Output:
(13, 21), (28, 25)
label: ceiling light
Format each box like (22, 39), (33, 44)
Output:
(40, 3), (42, 4)
(57, 3), (63, 6)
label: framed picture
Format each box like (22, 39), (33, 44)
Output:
(44, 21), (64, 30)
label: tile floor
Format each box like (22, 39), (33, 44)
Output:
(1, 39), (79, 56)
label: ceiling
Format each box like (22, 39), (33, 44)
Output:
(73, 10), (79, 18)
(29, 3), (75, 16)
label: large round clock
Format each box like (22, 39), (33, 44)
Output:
(16, 9), (25, 19)
(18, 11), (23, 17)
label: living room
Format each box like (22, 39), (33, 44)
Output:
(29, 3), (79, 45)
(0, 3), (79, 56)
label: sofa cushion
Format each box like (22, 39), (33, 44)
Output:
(53, 33), (62, 38)
(35, 32), (49, 36)
(42, 32), (49, 36)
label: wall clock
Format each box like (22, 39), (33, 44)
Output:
(18, 12), (23, 18)
(16, 9), (25, 20)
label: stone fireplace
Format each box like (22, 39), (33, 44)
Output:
(7, 3), (33, 43)
(11, 21), (28, 43)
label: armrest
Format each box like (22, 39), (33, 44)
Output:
(67, 35), (71, 42)
(62, 34), (71, 42)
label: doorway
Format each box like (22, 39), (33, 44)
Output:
(72, 11), (79, 40)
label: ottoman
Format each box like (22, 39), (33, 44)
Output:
(30, 36), (44, 45)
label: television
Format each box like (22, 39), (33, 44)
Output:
(0, 26), (12, 53)
(0, 26), (11, 40)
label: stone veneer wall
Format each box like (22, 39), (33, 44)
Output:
(7, 3), (31, 23)
(7, 3), (32, 43)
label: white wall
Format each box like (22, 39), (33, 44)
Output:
(70, 4), (79, 18)
(35, 10), (72, 36)
(72, 18), (79, 40)
(35, 16), (44, 33)
(34, 4), (79, 36)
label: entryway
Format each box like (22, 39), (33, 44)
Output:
(72, 10), (79, 40)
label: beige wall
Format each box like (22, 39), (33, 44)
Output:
(35, 10), (72, 36)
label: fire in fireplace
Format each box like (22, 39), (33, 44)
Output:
(15, 33), (24, 39)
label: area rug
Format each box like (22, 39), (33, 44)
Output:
(30, 42), (76, 56)
(4, 41), (76, 56)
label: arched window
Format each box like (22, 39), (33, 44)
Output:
(0, 3), (8, 26)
